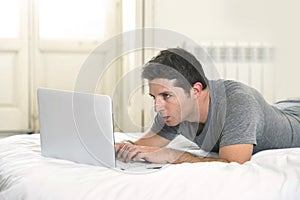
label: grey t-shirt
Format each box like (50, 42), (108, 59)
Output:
(151, 80), (300, 154)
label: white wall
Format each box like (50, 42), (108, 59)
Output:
(151, 0), (300, 101)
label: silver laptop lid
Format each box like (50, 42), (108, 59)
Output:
(37, 88), (115, 168)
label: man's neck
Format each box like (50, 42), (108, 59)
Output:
(198, 89), (210, 124)
(185, 88), (210, 123)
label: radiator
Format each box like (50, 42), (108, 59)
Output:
(192, 43), (275, 103)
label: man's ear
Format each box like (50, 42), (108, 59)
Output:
(191, 82), (203, 98)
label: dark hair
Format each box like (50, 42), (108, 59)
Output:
(142, 48), (208, 94)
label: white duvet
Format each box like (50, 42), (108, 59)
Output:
(0, 133), (300, 200)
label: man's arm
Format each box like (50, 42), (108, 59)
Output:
(134, 130), (171, 147)
(172, 144), (253, 164)
(116, 131), (253, 164)
(116, 143), (253, 164)
(219, 144), (253, 164)
(133, 148), (229, 164)
(128, 144), (253, 164)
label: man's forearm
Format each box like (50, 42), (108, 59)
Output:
(134, 134), (171, 147)
(169, 150), (229, 164)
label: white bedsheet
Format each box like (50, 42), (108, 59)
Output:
(0, 133), (300, 200)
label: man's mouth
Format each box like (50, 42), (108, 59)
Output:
(162, 116), (170, 121)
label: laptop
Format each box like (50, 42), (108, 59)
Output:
(37, 88), (164, 171)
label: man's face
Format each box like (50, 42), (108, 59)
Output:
(149, 78), (196, 126)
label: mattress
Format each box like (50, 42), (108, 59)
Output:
(0, 133), (300, 200)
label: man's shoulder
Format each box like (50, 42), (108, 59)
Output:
(212, 79), (257, 97)
(224, 80), (252, 93)
(209, 79), (255, 100)
(210, 79), (248, 90)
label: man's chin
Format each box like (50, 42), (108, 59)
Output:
(165, 121), (180, 127)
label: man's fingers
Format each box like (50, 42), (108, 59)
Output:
(117, 143), (130, 159)
(133, 152), (147, 162)
(116, 144), (164, 163)
(115, 143), (124, 153)
(116, 143), (138, 162)
(124, 149), (139, 163)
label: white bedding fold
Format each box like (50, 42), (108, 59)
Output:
(0, 134), (300, 200)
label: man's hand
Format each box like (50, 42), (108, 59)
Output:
(114, 131), (173, 164)
(115, 142), (173, 163)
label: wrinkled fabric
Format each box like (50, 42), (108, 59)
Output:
(0, 133), (300, 200)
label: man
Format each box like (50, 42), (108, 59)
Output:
(115, 48), (300, 164)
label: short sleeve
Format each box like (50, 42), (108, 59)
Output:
(219, 93), (263, 147)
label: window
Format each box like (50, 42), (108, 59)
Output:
(39, 0), (107, 39)
(0, 0), (20, 38)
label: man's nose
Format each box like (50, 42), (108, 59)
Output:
(154, 99), (164, 113)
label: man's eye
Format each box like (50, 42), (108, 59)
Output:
(162, 93), (171, 99)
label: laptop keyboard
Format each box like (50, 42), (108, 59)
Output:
(116, 160), (165, 171)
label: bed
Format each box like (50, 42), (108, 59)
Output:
(0, 132), (300, 200)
